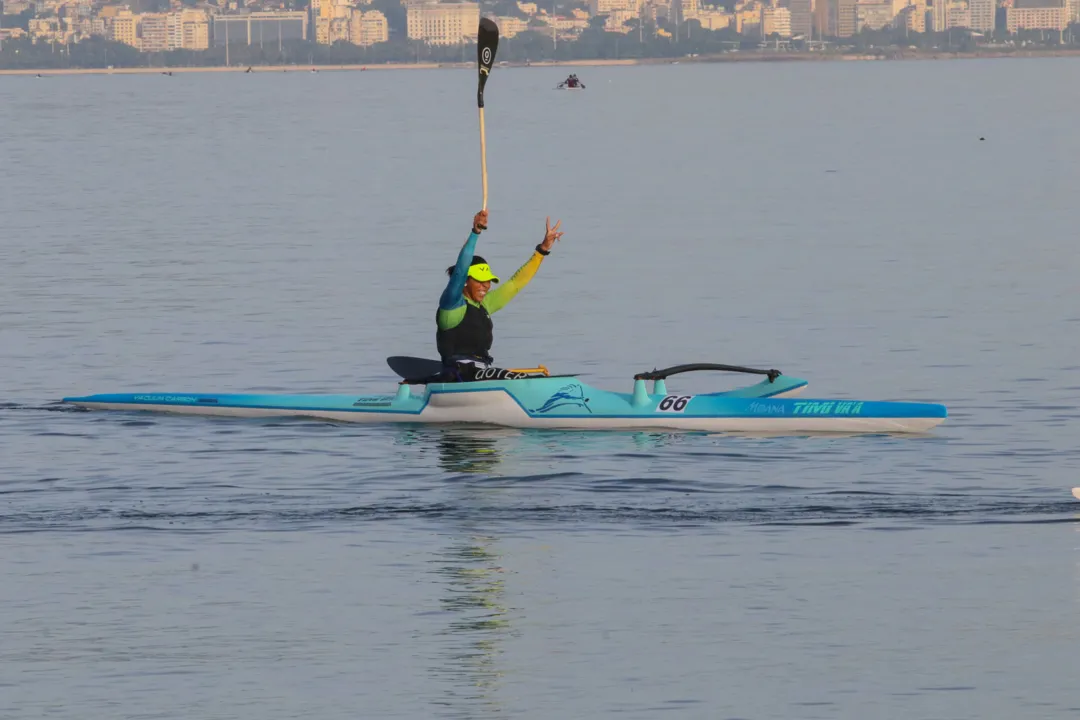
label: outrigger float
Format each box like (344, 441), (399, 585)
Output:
(62, 359), (947, 434)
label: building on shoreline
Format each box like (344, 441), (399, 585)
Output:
(137, 13), (168, 52)
(406, 2), (480, 45)
(855, 1), (893, 32)
(895, 2), (927, 32)
(786, 0), (813, 38)
(969, 0), (996, 31)
(813, 0), (857, 38)
(762, 6), (793, 37)
(347, 10), (390, 46)
(102, 7), (137, 46)
(212, 12), (309, 48)
(170, 10), (211, 52)
(1006, 0), (1070, 31)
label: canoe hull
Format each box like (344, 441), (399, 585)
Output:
(65, 400), (944, 433)
(63, 375), (947, 434)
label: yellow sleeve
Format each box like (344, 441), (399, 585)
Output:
(481, 251), (544, 314)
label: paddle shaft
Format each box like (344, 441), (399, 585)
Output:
(479, 107), (489, 210)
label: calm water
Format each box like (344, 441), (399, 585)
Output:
(2, 59), (1080, 719)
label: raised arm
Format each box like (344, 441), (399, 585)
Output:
(437, 211), (487, 331)
(483, 217), (563, 314)
(438, 231), (479, 312)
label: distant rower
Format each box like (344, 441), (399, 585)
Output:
(559, 73), (584, 89)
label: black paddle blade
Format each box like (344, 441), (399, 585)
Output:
(387, 356), (444, 380)
(477, 18), (499, 108)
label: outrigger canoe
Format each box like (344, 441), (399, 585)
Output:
(62, 360), (947, 434)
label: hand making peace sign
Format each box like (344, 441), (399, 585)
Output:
(539, 217), (564, 253)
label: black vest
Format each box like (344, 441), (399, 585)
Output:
(437, 301), (494, 365)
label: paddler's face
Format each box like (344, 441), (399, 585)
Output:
(465, 277), (491, 303)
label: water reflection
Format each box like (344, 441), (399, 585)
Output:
(434, 428), (515, 475)
(399, 425), (706, 716)
(393, 424), (697, 476)
(428, 531), (512, 718)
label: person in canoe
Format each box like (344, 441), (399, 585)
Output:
(559, 74), (584, 89)
(436, 209), (564, 381)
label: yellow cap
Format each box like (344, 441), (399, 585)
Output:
(468, 263), (500, 283)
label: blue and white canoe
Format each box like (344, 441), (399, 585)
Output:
(62, 361), (947, 434)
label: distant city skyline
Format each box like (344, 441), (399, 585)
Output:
(2, 0), (1080, 66)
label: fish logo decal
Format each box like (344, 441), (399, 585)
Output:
(530, 383), (592, 414)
